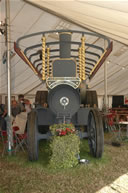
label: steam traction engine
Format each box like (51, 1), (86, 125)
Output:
(14, 30), (112, 161)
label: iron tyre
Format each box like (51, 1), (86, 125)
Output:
(88, 109), (104, 158)
(92, 91), (98, 107)
(85, 90), (98, 107)
(27, 111), (39, 161)
(35, 90), (48, 106)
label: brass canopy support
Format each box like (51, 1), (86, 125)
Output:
(81, 36), (86, 80)
(42, 36), (46, 80)
(78, 47), (82, 80)
(47, 47), (50, 78)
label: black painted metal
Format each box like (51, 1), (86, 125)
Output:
(48, 85), (80, 118)
(15, 30), (107, 161)
(29, 106), (91, 144)
(15, 29), (112, 80)
(29, 49), (100, 62)
(88, 111), (97, 154)
(59, 33), (71, 58)
(33, 55), (96, 67)
(87, 109), (104, 158)
(27, 111), (39, 161)
(53, 59), (76, 77)
(24, 41), (104, 55)
(36, 106), (89, 126)
(16, 29), (110, 48)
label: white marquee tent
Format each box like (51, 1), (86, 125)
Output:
(0, 0), (128, 107)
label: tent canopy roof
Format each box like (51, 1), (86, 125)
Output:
(0, 0), (128, 96)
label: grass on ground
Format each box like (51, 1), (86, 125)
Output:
(0, 133), (128, 193)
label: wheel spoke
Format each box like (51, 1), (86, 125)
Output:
(88, 111), (96, 154)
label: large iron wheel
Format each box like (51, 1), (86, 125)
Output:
(88, 109), (104, 158)
(85, 90), (98, 107)
(35, 90), (48, 106)
(27, 111), (39, 161)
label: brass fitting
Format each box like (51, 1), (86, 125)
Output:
(78, 47), (82, 80)
(47, 47), (50, 78)
(81, 36), (86, 80)
(42, 36), (46, 80)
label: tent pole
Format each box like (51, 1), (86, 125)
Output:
(104, 40), (108, 112)
(5, 0), (13, 155)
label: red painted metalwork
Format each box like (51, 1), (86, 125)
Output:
(89, 41), (113, 80)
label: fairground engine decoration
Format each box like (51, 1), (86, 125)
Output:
(14, 30), (112, 161)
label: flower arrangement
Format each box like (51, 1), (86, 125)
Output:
(49, 124), (80, 169)
(50, 123), (76, 136)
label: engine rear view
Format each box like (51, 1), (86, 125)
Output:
(14, 30), (112, 161)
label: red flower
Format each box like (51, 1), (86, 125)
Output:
(54, 125), (76, 136)
(60, 130), (66, 136)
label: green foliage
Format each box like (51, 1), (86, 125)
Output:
(49, 124), (80, 169)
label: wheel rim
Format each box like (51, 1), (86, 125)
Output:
(27, 111), (39, 161)
(88, 111), (96, 155)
